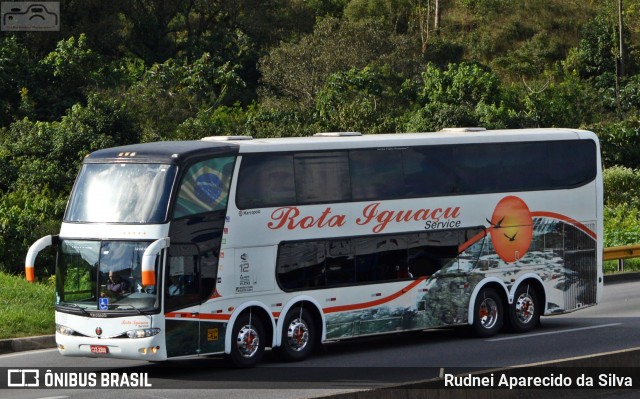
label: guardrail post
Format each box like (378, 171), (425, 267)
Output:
(618, 259), (624, 272)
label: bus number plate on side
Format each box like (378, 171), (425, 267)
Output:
(90, 345), (109, 354)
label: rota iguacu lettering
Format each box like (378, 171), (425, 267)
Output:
(267, 202), (461, 233)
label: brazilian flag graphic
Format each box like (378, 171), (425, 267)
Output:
(174, 157), (234, 218)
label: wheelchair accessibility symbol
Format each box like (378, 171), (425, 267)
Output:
(1, 2), (60, 31)
(99, 297), (109, 310)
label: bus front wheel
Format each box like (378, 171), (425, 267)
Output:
(472, 287), (503, 337)
(277, 307), (316, 362)
(227, 313), (265, 368)
(508, 284), (540, 333)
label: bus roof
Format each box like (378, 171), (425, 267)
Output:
(220, 128), (596, 153)
(84, 140), (239, 164)
(84, 128), (597, 163)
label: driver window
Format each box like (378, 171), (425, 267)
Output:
(165, 244), (200, 311)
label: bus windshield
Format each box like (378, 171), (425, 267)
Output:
(56, 240), (159, 313)
(65, 163), (177, 223)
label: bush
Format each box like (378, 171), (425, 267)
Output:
(0, 189), (64, 275)
(603, 203), (640, 248)
(603, 166), (640, 208)
(593, 120), (640, 169)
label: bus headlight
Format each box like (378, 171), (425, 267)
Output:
(126, 328), (161, 339)
(56, 324), (75, 336)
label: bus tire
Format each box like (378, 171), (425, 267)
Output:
(227, 312), (265, 368)
(277, 307), (316, 362)
(472, 287), (503, 338)
(508, 284), (540, 333)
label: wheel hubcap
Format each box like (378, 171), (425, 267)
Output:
(515, 293), (535, 324)
(479, 297), (499, 329)
(286, 318), (309, 352)
(236, 324), (259, 358)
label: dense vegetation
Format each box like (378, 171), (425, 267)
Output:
(1, 0), (640, 278)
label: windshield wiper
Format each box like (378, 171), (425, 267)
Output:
(56, 302), (90, 316)
(115, 304), (142, 314)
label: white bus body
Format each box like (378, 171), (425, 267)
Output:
(26, 128), (603, 367)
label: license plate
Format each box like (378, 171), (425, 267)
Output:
(90, 345), (109, 354)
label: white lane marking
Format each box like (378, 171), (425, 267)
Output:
(0, 348), (58, 358)
(486, 323), (622, 342)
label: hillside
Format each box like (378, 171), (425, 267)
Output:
(0, 0), (639, 276)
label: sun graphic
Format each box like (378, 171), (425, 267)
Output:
(488, 196), (533, 263)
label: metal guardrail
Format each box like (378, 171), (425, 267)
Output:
(603, 244), (640, 272)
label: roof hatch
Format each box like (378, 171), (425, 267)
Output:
(313, 132), (362, 137)
(201, 135), (253, 141)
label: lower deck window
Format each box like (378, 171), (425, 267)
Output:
(276, 227), (484, 291)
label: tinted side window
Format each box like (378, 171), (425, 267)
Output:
(237, 139), (597, 209)
(277, 241), (325, 289)
(494, 142), (545, 191)
(295, 152), (351, 204)
(325, 239), (355, 285)
(403, 146), (456, 196)
(354, 236), (409, 282)
(547, 140), (596, 187)
(277, 228), (483, 291)
(350, 149), (404, 200)
(236, 155), (295, 209)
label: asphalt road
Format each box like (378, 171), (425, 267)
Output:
(1, 279), (640, 399)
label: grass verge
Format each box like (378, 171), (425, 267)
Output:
(0, 272), (55, 339)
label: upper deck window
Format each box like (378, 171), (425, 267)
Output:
(65, 163), (177, 223)
(236, 154), (296, 209)
(235, 139), (597, 209)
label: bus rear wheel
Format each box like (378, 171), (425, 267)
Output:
(227, 313), (265, 368)
(472, 287), (503, 338)
(508, 284), (540, 333)
(277, 307), (316, 362)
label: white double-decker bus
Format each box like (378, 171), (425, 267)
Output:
(26, 128), (602, 367)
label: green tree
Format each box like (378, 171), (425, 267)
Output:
(604, 204), (640, 247)
(418, 62), (501, 106)
(0, 36), (33, 127)
(344, 0), (412, 32)
(176, 105), (247, 140)
(404, 62), (517, 131)
(0, 94), (138, 195)
(244, 103), (318, 138)
(0, 188), (65, 275)
(125, 53), (244, 141)
(316, 66), (409, 133)
(259, 17), (410, 109)
(519, 73), (604, 128)
(603, 166), (640, 209)
(34, 34), (103, 121)
(592, 119), (640, 168)
(564, 13), (618, 80)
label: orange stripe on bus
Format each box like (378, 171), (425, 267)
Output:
(141, 270), (156, 286)
(457, 211), (597, 253)
(25, 266), (35, 282)
(530, 211), (597, 239)
(323, 277), (427, 314)
(459, 230), (488, 252)
(165, 312), (231, 321)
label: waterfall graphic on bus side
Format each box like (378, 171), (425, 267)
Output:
(324, 208), (597, 340)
